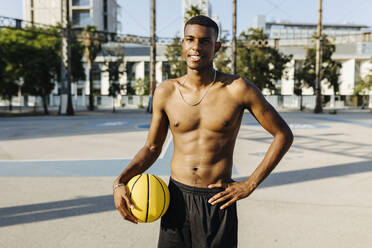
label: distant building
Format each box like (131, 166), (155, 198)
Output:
(23, 0), (120, 33)
(255, 15), (368, 40)
(253, 16), (372, 100)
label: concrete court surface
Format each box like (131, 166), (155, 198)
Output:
(0, 109), (371, 248)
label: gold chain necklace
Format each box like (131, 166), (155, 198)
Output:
(177, 70), (217, 107)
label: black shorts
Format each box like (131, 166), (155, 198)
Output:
(158, 178), (238, 248)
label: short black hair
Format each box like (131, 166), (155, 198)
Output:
(184, 15), (219, 39)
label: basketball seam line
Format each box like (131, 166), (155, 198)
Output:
(145, 174), (149, 222)
(129, 174), (142, 216)
(154, 175), (166, 220)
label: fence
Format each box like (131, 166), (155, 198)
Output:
(1, 95), (370, 110)
(0, 95), (150, 109)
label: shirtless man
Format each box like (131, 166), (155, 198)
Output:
(113, 15), (293, 247)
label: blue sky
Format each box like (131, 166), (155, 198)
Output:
(1, 0), (371, 38)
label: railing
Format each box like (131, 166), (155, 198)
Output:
(2, 95), (370, 110)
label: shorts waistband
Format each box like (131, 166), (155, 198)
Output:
(169, 177), (225, 195)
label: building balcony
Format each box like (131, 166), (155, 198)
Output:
(72, 0), (90, 7)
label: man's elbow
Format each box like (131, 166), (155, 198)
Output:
(275, 127), (294, 147)
(146, 144), (162, 156)
(282, 128), (294, 146)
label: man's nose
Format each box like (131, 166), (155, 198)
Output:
(191, 40), (201, 51)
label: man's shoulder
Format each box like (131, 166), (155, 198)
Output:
(218, 72), (256, 94)
(154, 78), (179, 96)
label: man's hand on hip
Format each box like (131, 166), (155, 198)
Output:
(208, 180), (256, 210)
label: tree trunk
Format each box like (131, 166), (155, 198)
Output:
(8, 96), (12, 111)
(112, 96), (116, 113)
(88, 64), (94, 111)
(232, 0), (237, 74)
(42, 95), (49, 115)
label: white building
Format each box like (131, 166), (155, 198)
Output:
(253, 16), (372, 101)
(23, 0), (120, 33)
(255, 15), (368, 40)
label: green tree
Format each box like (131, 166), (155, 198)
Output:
(108, 82), (121, 112)
(237, 28), (292, 92)
(184, 5), (204, 22)
(164, 36), (187, 78)
(107, 61), (125, 112)
(295, 34), (341, 95)
(20, 26), (61, 114)
(0, 34), (21, 110)
(70, 38), (86, 85)
(214, 30), (232, 73)
(0, 26), (85, 114)
(354, 61), (372, 95)
(80, 26), (102, 111)
(134, 77), (149, 108)
(0, 27), (62, 114)
(293, 62), (305, 110)
(354, 61), (372, 108)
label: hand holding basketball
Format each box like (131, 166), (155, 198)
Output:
(114, 174), (170, 223)
(126, 174), (170, 223)
(113, 183), (138, 224)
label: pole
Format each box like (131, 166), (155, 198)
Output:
(60, 0), (74, 115)
(314, 0), (323, 113)
(148, 0), (156, 112)
(232, 0), (237, 74)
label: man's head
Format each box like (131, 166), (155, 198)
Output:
(182, 15), (221, 70)
(184, 15), (219, 41)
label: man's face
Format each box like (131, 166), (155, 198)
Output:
(182, 24), (220, 70)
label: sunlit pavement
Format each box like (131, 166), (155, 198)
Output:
(0, 109), (371, 248)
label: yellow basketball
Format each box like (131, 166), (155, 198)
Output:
(126, 174), (170, 223)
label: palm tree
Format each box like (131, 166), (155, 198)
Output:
(184, 5), (204, 22)
(80, 26), (102, 111)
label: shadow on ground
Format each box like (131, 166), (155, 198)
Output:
(1, 160), (371, 227)
(234, 160), (372, 188)
(0, 195), (115, 227)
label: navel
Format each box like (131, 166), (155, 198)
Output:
(174, 121), (179, 127)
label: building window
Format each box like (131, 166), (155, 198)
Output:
(104, 15), (108, 30)
(72, 10), (90, 27)
(103, 0), (108, 12)
(72, 0), (90, 6)
(91, 63), (101, 81)
(126, 62), (136, 95)
(162, 62), (170, 80)
(145, 62), (150, 79)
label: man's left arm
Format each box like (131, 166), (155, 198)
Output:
(208, 79), (294, 209)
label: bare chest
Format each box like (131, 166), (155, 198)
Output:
(165, 89), (243, 133)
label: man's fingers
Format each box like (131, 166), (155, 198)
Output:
(209, 194), (231, 205)
(208, 182), (227, 189)
(123, 194), (134, 210)
(118, 206), (138, 223)
(208, 190), (229, 204)
(117, 201), (138, 223)
(220, 198), (236, 210)
(113, 189), (138, 224)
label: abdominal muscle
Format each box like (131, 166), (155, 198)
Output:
(169, 132), (236, 187)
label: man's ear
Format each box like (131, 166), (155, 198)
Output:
(214, 41), (221, 53)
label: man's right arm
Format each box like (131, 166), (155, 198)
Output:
(113, 83), (170, 223)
